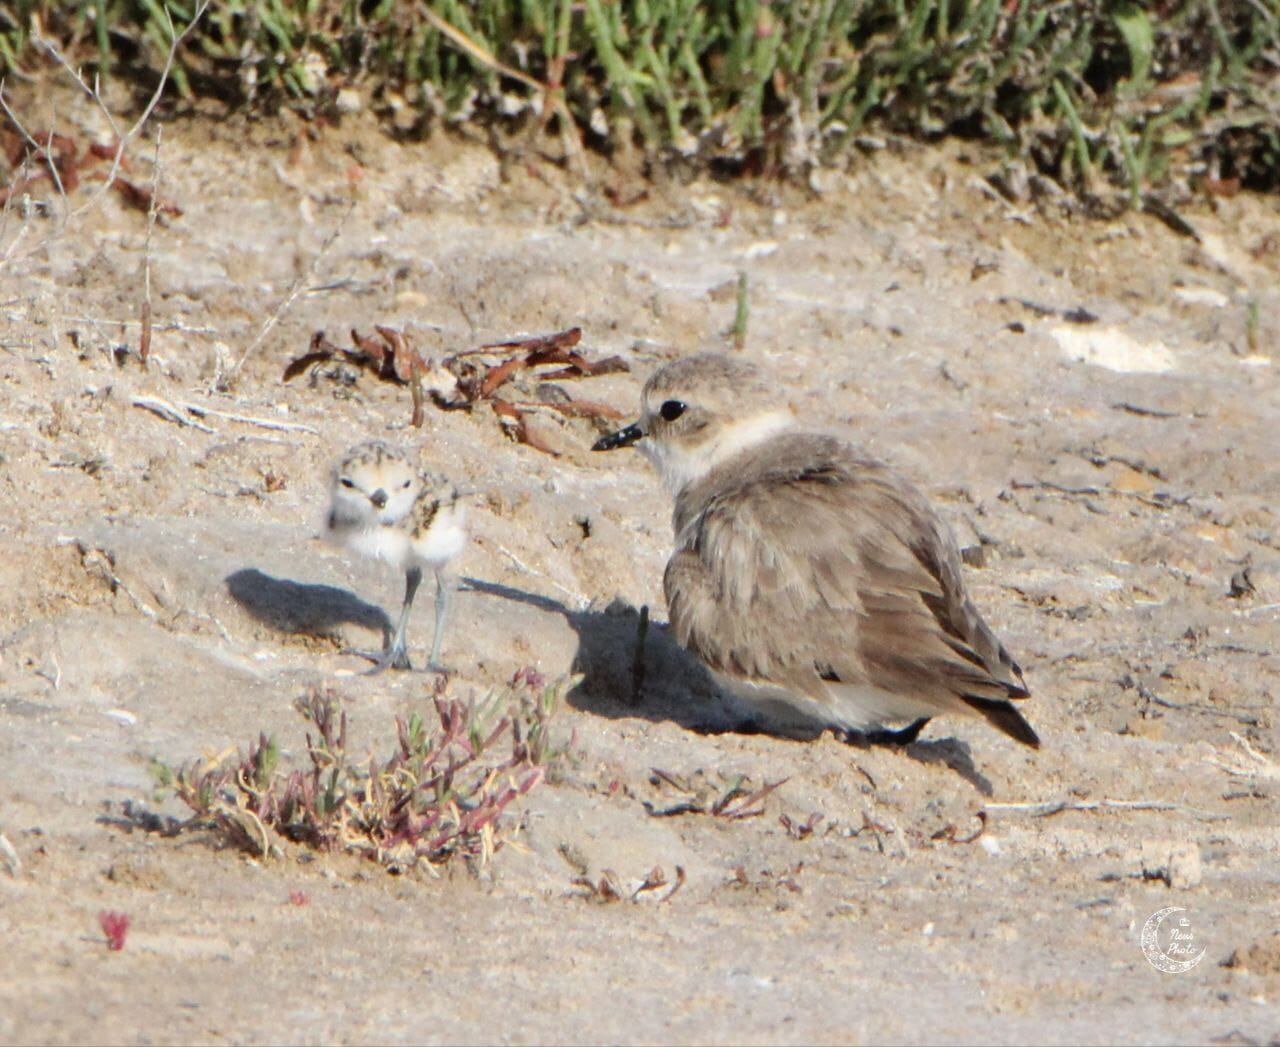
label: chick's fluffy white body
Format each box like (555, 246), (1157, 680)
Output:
(340, 509), (467, 571)
(326, 445), (467, 570)
(325, 441), (467, 671)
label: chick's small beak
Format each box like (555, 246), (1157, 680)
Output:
(370, 488), (388, 509)
(592, 422), (644, 452)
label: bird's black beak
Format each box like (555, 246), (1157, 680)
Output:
(592, 422), (643, 452)
(371, 488), (388, 508)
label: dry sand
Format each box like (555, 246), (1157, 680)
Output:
(1, 94), (1278, 1044)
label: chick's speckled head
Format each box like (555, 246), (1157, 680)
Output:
(329, 441), (421, 526)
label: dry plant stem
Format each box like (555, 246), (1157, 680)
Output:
(631, 604), (648, 705)
(35, 0), (211, 225)
(0, 151), (36, 263)
(494, 543), (588, 609)
(417, 3), (588, 180)
(181, 401), (318, 434)
(69, 315), (216, 335)
(132, 394), (318, 435)
(227, 200), (356, 388)
(140, 126), (162, 366)
(131, 394), (216, 433)
(984, 799), (1227, 820)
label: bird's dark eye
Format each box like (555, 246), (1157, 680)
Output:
(659, 400), (686, 422)
(340, 477), (356, 489)
(401, 479), (412, 489)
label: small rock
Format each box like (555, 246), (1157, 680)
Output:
(1224, 930), (1280, 978)
(1228, 560), (1280, 601)
(1141, 840), (1202, 889)
(335, 87), (363, 115)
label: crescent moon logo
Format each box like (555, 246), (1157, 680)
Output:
(1141, 907), (1207, 974)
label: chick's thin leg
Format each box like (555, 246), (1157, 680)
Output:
(357, 565), (421, 675)
(427, 568), (452, 672)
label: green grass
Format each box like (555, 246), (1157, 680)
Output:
(3, 1), (1278, 198)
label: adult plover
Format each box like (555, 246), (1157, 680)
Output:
(593, 353), (1039, 748)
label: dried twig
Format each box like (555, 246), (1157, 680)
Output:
(0, 93), (69, 203)
(631, 604), (649, 705)
(227, 199), (355, 388)
(68, 539), (161, 620)
(984, 799), (1227, 820)
(645, 769), (787, 820)
(930, 810), (988, 845)
(140, 127), (162, 366)
(180, 401), (318, 434)
(132, 394), (217, 433)
(1137, 681), (1262, 727)
(0, 832), (21, 877)
(1205, 732), (1279, 781)
(34, 0), (211, 225)
(67, 315), (216, 335)
(494, 543), (588, 609)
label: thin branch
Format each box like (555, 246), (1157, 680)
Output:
(494, 542), (588, 609)
(132, 394), (217, 433)
(140, 126), (163, 366)
(0, 88), (68, 203)
(1205, 732), (1279, 781)
(225, 200), (356, 388)
(984, 799), (1227, 820)
(180, 401), (319, 434)
(66, 315), (216, 335)
(34, 0), (212, 223)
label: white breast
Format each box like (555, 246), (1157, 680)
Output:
(346, 525), (413, 570)
(411, 504), (468, 567)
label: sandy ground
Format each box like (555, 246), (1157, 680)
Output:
(1, 91), (1278, 1045)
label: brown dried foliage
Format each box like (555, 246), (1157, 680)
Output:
(284, 325), (627, 452)
(0, 124), (181, 215)
(572, 864), (685, 904)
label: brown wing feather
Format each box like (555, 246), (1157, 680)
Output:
(666, 434), (1039, 747)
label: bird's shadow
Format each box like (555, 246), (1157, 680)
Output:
(463, 576), (995, 795)
(900, 739), (993, 797)
(226, 567), (391, 645)
(223, 564), (998, 793)
(460, 577), (741, 736)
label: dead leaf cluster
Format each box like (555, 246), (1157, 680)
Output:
(0, 124), (181, 216)
(284, 325), (627, 452)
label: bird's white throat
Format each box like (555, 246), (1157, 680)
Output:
(642, 409), (794, 494)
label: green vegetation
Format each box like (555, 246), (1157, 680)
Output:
(3, 1), (1278, 197)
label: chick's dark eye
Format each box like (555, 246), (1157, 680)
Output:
(401, 479), (412, 489)
(340, 477), (356, 489)
(659, 400), (686, 422)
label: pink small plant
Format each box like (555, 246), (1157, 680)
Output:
(511, 666), (546, 690)
(287, 890), (310, 907)
(98, 910), (130, 951)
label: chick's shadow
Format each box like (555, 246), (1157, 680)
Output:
(226, 567), (392, 646)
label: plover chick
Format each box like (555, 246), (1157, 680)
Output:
(325, 441), (467, 673)
(593, 353), (1039, 748)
